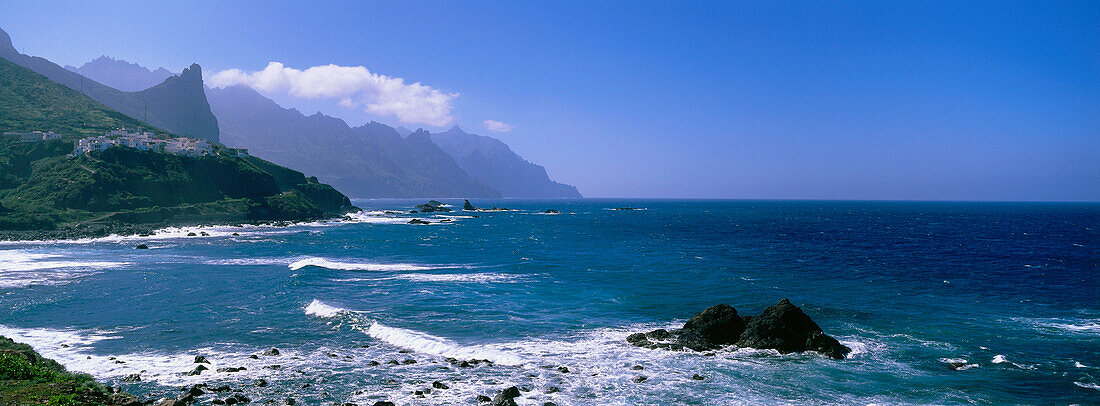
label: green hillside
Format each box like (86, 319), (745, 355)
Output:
(0, 57), (154, 136)
(0, 57), (355, 234)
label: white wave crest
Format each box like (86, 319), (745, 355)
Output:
(288, 257), (435, 272)
(304, 299), (353, 318)
(0, 250), (127, 288)
(1014, 317), (1100, 336)
(1075, 381), (1100, 391)
(365, 322), (525, 366)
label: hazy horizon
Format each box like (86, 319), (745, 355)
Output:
(1, 1), (1096, 201)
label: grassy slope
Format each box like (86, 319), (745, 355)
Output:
(0, 336), (134, 406)
(0, 56), (354, 232)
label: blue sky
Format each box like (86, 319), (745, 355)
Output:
(1, 1), (1097, 200)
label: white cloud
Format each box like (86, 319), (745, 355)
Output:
(207, 62), (458, 127)
(483, 120), (514, 133)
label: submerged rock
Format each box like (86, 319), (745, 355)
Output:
(626, 299), (850, 359)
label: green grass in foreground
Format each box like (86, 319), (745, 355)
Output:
(0, 336), (118, 406)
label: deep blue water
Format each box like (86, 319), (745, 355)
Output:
(1, 200), (1097, 405)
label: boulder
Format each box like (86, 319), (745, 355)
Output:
(491, 386), (521, 406)
(193, 355), (209, 364)
(463, 200), (479, 211)
(625, 299), (849, 359)
(678, 304), (745, 350)
(186, 364), (207, 376)
(407, 219), (431, 225)
(135, 244), (149, 249)
(735, 299), (850, 359)
(415, 200), (451, 213)
(122, 373), (141, 382)
(261, 348), (280, 356)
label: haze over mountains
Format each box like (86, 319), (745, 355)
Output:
(0, 26), (581, 199)
(0, 28), (219, 143)
(66, 56), (174, 91)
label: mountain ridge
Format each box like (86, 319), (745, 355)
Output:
(0, 27), (220, 143)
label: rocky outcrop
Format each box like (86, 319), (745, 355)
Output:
(627, 299), (851, 359)
(463, 199), (479, 211)
(416, 200), (451, 213)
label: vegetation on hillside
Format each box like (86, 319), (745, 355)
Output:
(0, 336), (136, 406)
(0, 52), (355, 234)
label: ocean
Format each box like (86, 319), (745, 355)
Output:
(1, 199), (1097, 405)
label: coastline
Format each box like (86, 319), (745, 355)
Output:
(0, 210), (360, 242)
(0, 335), (143, 406)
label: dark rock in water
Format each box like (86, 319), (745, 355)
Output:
(692, 374), (706, 380)
(544, 209), (560, 214)
(401, 358), (417, 364)
(186, 364), (207, 375)
(735, 299), (850, 359)
(626, 299), (850, 359)
(626, 332), (652, 347)
(632, 365), (644, 370)
(135, 244), (149, 249)
(122, 373), (141, 382)
(543, 403), (558, 406)
(108, 393), (143, 406)
(263, 364), (281, 370)
(285, 398), (295, 406)
(645, 329), (671, 340)
(254, 379), (268, 387)
(491, 386), (521, 406)
(262, 348), (280, 356)
(249, 354), (259, 359)
(432, 381), (449, 389)
(193, 355), (209, 364)
(678, 304), (745, 351)
(613, 207), (638, 210)
(407, 219), (432, 225)
(372, 402), (395, 406)
(557, 366), (570, 373)
(464, 199), (479, 211)
(416, 200), (451, 213)
(187, 232), (197, 236)
(216, 366), (245, 373)
(476, 395), (491, 402)
(633, 375), (648, 383)
(545, 386), (560, 393)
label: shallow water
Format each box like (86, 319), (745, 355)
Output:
(1, 200), (1097, 405)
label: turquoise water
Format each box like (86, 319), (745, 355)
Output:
(1, 200), (1097, 405)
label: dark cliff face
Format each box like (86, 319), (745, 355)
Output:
(0, 28), (219, 143)
(430, 126), (582, 198)
(207, 85), (499, 198)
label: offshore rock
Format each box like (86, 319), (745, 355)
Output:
(627, 299), (850, 359)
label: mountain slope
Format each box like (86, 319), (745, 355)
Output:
(0, 27), (219, 142)
(0, 57), (354, 232)
(65, 56), (174, 91)
(207, 85), (500, 198)
(431, 127), (582, 198)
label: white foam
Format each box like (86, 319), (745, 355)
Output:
(288, 257), (435, 272)
(304, 299), (353, 318)
(992, 354), (1008, 363)
(1075, 361), (1089, 368)
(1075, 381), (1100, 391)
(1015, 317), (1100, 336)
(388, 272), (526, 283)
(0, 250), (127, 288)
(343, 211), (416, 224)
(365, 322), (526, 366)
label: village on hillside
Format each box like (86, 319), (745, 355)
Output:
(3, 129), (249, 158)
